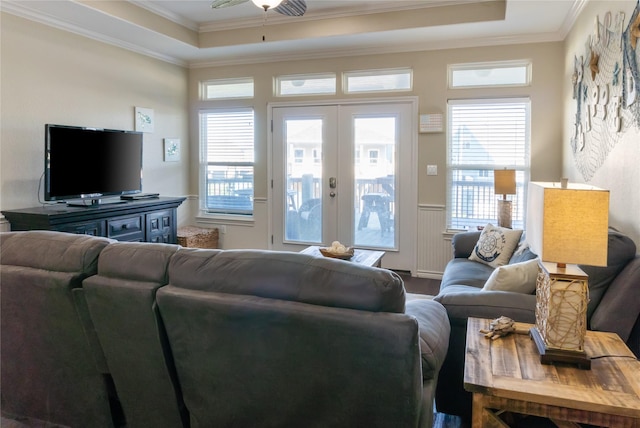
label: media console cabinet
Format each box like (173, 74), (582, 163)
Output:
(2, 196), (186, 244)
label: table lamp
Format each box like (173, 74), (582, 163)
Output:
(494, 169), (516, 228)
(526, 181), (609, 369)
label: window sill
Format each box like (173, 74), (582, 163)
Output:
(196, 212), (254, 227)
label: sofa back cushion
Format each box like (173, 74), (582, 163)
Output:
(0, 231), (114, 428)
(168, 248), (405, 313)
(156, 285), (421, 428)
(580, 229), (637, 319)
(0, 230), (110, 273)
(508, 243), (538, 265)
(440, 258), (495, 290)
(83, 242), (187, 428)
(590, 256), (640, 342)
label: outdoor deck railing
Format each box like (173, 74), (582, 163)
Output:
(204, 175), (524, 230)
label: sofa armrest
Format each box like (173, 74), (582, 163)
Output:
(451, 231), (481, 259)
(404, 299), (450, 380)
(434, 290), (536, 326)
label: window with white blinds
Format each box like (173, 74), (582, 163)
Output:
(447, 98), (530, 230)
(200, 108), (255, 215)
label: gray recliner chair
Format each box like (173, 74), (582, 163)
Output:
(157, 248), (450, 428)
(0, 231), (116, 427)
(83, 241), (189, 428)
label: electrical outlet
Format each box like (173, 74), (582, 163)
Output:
(427, 165), (438, 176)
(218, 225), (226, 234)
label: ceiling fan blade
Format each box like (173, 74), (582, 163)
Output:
(211, 0), (249, 10)
(274, 0), (306, 16)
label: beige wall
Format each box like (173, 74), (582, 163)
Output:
(563, 0), (640, 247)
(0, 9), (572, 253)
(190, 41), (564, 247)
(0, 13), (190, 225)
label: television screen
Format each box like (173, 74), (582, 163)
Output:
(45, 124), (143, 202)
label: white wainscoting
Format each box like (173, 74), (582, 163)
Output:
(194, 197), (269, 250)
(416, 205), (454, 279)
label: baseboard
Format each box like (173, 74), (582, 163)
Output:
(415, 270), (444, 280)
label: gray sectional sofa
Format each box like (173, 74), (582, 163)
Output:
(433, 228), (640, 420)
(0, 230), (450, 428)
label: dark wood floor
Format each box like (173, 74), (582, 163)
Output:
(399, 273), (442, 296)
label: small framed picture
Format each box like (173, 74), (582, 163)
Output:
(164, 138), (181, 162)
(135, 107), (154, 133)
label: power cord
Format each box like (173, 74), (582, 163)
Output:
(590, 354), (639, 360)
(37, 171), (62, 207)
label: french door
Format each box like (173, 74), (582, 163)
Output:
(270, 99), (417, 272)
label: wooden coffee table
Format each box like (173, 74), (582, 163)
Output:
(464, 317), (640, 428)
(300, 246), (385, 268)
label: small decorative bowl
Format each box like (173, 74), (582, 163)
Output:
(319, 247), (354, 260)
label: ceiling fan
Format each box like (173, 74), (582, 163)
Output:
(211, 0), (307, 16)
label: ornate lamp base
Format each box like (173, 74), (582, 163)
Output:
(497, 199), (512, 229)
(530, 327), (591, 369)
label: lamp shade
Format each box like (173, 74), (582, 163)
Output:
(494, 169), (516, 195)
(526, 182), (609, 267)
(251, 0), (282, 9)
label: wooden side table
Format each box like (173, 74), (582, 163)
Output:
(464, 317), (640, 428)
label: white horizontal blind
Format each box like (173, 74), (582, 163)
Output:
(204, 110), (254, 163)
(447, 98), (530, 229)
(200, 108), (254, 215)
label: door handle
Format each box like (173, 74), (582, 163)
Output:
(329, 177), (336, 188)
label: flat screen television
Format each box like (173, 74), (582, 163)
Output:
(45, 124), (143, 206)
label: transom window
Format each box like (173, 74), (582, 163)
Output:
(447, 98), (531, 230)
(201, 78), (254, 100)
(344, 68), (412, 93)
(448, 61), (531, 89)
(275, 73), (336, 96)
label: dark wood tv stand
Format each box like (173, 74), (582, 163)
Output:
(2, 196), (186, 244)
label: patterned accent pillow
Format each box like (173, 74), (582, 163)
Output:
(469, 224), (523, 268)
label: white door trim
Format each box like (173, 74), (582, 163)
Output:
(267, 96), (418, 274)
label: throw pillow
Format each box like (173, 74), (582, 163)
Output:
(482, 258), (540, 293)
(469, 224), (523, 268)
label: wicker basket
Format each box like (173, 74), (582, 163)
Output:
(319, 247), (354, 260)
(177, 226), (219, 249)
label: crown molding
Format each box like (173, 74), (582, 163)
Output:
(131, 0), (199, 32)
(198, 0), (490, 32)
(2, 0), (574, 70)
(188, 30), (565, 69)
(558, 0), (588, 39)
(2, 1), (187, 67)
